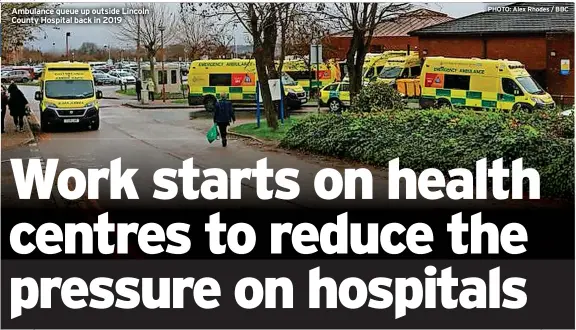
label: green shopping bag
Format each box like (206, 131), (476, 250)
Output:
(206, 123), (219, 143)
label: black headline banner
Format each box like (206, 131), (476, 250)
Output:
(2, 207), (573, 260)
(2, 259), (574, 329)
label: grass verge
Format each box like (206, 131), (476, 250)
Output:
(116, 88), (186, 100)
(231, 117), (301, 141)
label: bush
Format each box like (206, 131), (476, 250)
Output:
(280, 109), (574, 198)
(350, 81), (404, 112)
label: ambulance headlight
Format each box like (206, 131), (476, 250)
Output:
(85, 102), (95, 108)
(531, 97), (544, 105)
(45, 103), (58, 109)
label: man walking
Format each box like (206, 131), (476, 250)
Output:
(135, 79), (142, 101)
(213, 93), (235, 147)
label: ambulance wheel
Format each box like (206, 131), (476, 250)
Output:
(513, 103), (533, 113)
(203, 96), (217, 112)
(40, 112), (51, 132)
(436, 98), (452, 109)
(328, 98), (343, 113)
(90, 118), (100, 131)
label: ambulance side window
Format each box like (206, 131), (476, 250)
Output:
(209, 74), (232, 86)
(410, 66), (421, 77)
(444, 74), (470, 90)
(365, 68), (375, 79)
(502, 78), (523, 96)
(324, 84), (338, 91)
(339, 83), (350, 92)
(400, 69), (409, 78)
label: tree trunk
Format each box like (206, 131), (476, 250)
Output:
(346, 29), (367, 101)
(254, 50), (277, 129)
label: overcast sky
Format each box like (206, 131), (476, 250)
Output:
(29, 2), (490, 52)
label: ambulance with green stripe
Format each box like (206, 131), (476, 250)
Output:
(419, 57), (555, 111)
(187, 59), (307, 111)
(281, 59), (341, 94)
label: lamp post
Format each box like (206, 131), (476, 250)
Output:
(159, 25), (166, 103)
(65, 32), (71, 59)
(104, 45), (111, 63)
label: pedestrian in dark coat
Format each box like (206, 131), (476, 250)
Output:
(7, 83), (29, 132)
(213, 93), (236, 147)
(1, 85), (8, 133)
(135, 79), (142, 101)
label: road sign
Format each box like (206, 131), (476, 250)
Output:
(310, 44), (322, 65)
(257, 79), (282, 101)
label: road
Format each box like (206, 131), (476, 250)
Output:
(2, 85), (548, 212)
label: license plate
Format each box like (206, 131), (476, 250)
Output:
(63, 119), (80, 123)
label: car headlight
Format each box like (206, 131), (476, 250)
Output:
(45, 103), (58, 108)
(85, 102), (95, 108)
(531, 97), (544, 104)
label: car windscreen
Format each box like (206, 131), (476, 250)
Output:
(516, 76), (545, 95)
(379, 66), (403, 79)
(281, 72), (298, 86)
(45, 80), (94, 99)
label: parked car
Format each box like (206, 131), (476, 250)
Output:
(1, 70), (33, 83)
(108, 71), (136, 84)
(93, 72), (115, 85)
(33, 66), (44, 79)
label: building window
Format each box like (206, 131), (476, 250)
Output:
(158, 70), (167, 85)
(502, 78), (523, 96)
(444, 74), (470, 90)
(171, 70), (177, 84)
(209, 73), (232, 86)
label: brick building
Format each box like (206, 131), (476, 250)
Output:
(325, 9), (453, 60)
(410, 2), (574, 104)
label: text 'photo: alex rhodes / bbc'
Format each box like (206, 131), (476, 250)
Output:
(0, 1), (575, 329)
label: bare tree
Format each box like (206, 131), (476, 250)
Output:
(188, 3), (299, 129)
(117, 3), (176, 92)
(209, 27), (234, 58)
(177, 5), (214, 60)
(1, 3), (58, 63)
(315, 3), (412, 98)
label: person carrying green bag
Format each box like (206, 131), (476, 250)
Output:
(212, 92), (236, 147)
(206, 123), (219, 143)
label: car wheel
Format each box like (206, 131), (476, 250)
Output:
(22, 78), (29, 83)
(328, 99), (343, 113)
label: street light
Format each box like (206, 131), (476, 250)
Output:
(65, 32), (71, 59)
(104, 45), (111, 63)
(159, 24), (166, 103)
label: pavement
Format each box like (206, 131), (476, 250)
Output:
(1, 85), (563, 212)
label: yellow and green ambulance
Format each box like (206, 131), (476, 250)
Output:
(419, 57), (555, 111)
(35, 62), (103, 131)
(281, 59), (341, 94)
(187, 59), (307, 110)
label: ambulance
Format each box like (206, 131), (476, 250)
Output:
(419, 57), (555, 111)
(359, 51), (412, 83)
(376, 53), (422, 85)
(281, 59), (341, 93)
(187, 59), (308, 110)
(34, 62), (103, 131)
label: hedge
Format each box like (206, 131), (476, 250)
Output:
(280, 109), (574, 198)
